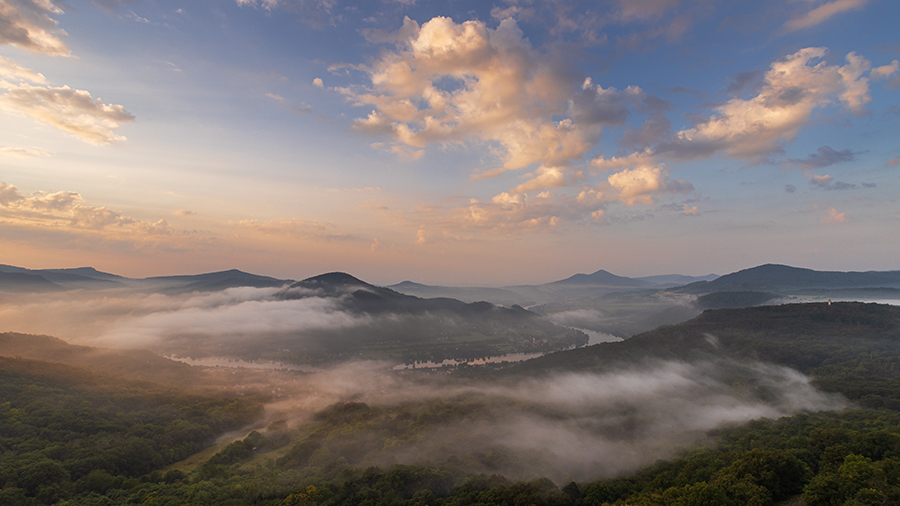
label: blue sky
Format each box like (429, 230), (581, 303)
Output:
(0, 0), (897, 285)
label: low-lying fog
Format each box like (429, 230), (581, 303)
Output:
(256, 358), (844, 483)
(0, 286), (373, 351)
(0, 287), (849, 483)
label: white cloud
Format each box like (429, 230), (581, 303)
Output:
(338, 15), (700, 234)
(0, 82), (135, 144)
(784, 0), (869, 32)
(0, 181), (173, 234)
(871, 60), (899, 80)
(0, 55), (46, 83)
(313, 77), (324, 88)
(658, 48), (874, 163)
(340, 16), (615, 177)
(608, 165), (671, 206)
(0, 0), (70, 55)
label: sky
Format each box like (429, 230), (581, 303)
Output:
(0, 0), (897, 286)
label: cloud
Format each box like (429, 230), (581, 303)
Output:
(404, 164), (692, 236)
(657, 48), (875, 163)
(0, 145), (50, 157)
(821, 207), (846, 223)
(0, 181), (176, 236)
(234, 0), (340, 27)
(871, 60), (899, 80)
(783, 0), (869, 32)
(268, 358), (844, 483)
(312, 77), (324, 88)
(0, 0), (70, 55)
(0, 80), (135, 144)
(785, 184), (797, 193)
(0, 58), (134, 144)
(886, 157), (900, 167)
(809, 173), (833, 189)
(788, 145), (856, 170)
(98, 288), (369, 349)
(608, 165), (677, 206)
(807, 172), (858, 191)
(0, 55), (46, 83)
(340, 16), (618, 176)
(338, 15), (703, 235)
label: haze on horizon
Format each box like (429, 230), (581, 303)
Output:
(0, 0), (898, 286)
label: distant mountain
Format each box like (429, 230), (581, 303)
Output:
(145, 269), (292, 293)
(0, 265), (293, 293)
(547, 269), (649, 287)
(0, 264), (125, 288)
(252, 272), (589, 365)
(40, 266), (127, 281)
(387, 281), (527, 306)
(0, 271), (64, 292)
(282, 272), (525, 316)
(673, 264), (900, 294)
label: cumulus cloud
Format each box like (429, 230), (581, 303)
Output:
(338, 17), (696, 234)
(783, 0), (869, 32)
(339, 16), (615, 177)
(657, 48), (876, 163)
(608, 165), (675, 206)
(0, 181), (174, 234)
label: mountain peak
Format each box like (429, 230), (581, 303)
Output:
(549, 269), (648, 287)
(300, 272), (368, 286)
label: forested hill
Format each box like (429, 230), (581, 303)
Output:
(513, 302), (900, 403)
(5, 302), (900, 506)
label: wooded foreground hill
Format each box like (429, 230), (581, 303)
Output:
(2, 302), (900, 505)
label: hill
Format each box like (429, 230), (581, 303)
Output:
(0, 271), (64, 292)
(674, 264), (900, 294)
(512, 302), (900, 407)
(258, 272), (588, 365)
(0, 264), (293, 293)
(547, 269), (649, 287)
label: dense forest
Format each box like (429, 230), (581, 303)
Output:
(2, 302), (900, 505)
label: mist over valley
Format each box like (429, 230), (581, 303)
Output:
(3, 261), (900, 504)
